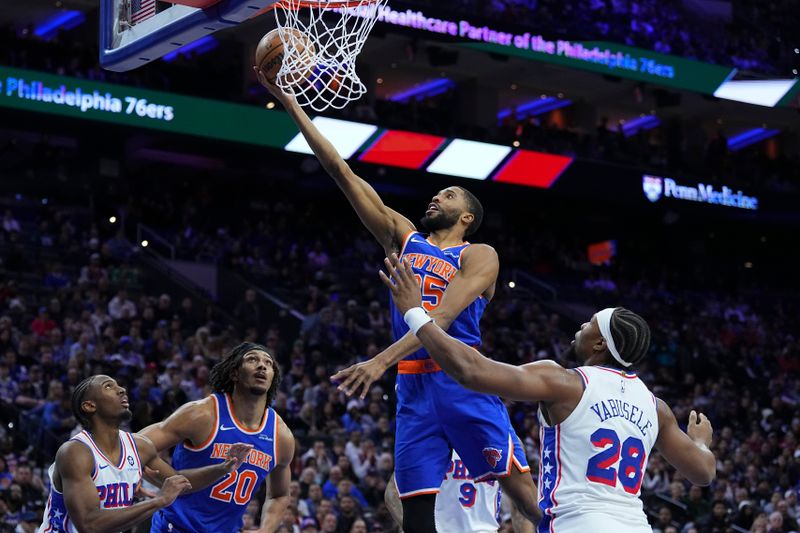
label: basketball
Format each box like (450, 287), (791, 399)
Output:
(255, 28), (316, 85)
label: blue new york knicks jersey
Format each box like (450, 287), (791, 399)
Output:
(392, 231), (487, 360)
(390, 230), (528, 500)
(151, 393), (278, 533)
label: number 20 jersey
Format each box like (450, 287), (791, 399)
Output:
(151, 393), (278, 533)
(537, 366), (659, 533)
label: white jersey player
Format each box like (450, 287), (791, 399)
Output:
(39, 375), (249, 533)
(386, 449), (534, 533)
(39, 430), (143, 533)
(537, 365), (659, 531)
(435, 450), (502, 533)
(380, 256), (717, 533)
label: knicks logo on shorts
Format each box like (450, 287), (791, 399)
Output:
(482, 447), (503, 468)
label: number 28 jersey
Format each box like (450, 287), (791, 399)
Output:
(537, 366), (659, 533)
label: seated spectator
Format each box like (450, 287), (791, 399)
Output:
(322, 466), (343, 500)
(108, 288), (137, 320)
(78, 253), (108, 285)
(41, 380), (76, 457)
(314, 499), (335, 530)
(30, 307), (55, 338)
(109, 336), (145, 370)
(320, 513), (338, 533)
(348, 518), (368, 533)
(336, 495), (361, 533)
(700, 500), (733, 531)
(235, 289), (261, 332)
(43, 263), (70, 289)
(300, 517), (319, 533)
(12, 464), (45, 503)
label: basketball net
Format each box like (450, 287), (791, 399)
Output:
(273, 0), (387, 111)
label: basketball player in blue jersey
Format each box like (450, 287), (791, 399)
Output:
(39, 375), (251, 533)
(143, 342), (295, 533)
(381, 254), (717, 533)
(257, 72), (539, 533)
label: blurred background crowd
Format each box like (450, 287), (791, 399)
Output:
(0, 170), (798, 532)
(1, 0), (799, 531)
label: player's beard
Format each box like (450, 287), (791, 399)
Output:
(420, 209), (460, 233)
(120, 408), (133, 422)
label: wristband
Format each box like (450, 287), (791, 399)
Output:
(404, 307), (433, 335)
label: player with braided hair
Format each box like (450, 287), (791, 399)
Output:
(381, 254), (716, 533)
(143, 342), (295, 533)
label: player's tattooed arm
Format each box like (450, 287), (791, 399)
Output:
(255, 416), (296, 533)
(58, 440), (190, 532)
(333, 245), (498, 399)
(255, 67), (413, 254)
(381, 253), (584, 403)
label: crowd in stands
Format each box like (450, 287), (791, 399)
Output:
(1, 178), (799, 533)
(399, 0), (799, 75)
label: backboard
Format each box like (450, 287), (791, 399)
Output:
(100, 0), (278, 72)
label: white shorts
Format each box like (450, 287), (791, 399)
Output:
(545, 513), (652, 533)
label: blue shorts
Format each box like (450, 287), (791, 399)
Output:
(394, 363), (530, 497)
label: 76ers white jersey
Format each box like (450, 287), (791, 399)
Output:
(537, 366), (659, 533)
(38, 430), (143, 533)
(435, 450), (501, 533)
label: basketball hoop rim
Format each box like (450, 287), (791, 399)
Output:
(276, 0), (381, 9)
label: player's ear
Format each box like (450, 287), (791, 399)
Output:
(593, 336), (607, 355)
(82, 399), (97, 416)
(460, 212), (474, 226)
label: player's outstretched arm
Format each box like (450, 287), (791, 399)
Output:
(254, 416), (295, 533)
(134, 434), (252, 493)
(333, 244), (499, 399)
(58, 441), (190, 533)
(255, 68), (413, 253)
(380, 254), (584, 403)
(653, 400), (716, 486)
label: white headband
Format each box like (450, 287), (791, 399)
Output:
(596, 307), (632, 368)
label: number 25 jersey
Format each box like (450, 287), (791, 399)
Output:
(391, 231), (487, 360)
(537, 366), (659, 533)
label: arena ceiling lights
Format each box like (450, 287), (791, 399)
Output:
(285, 117), (378, 159)
(426, 139), (512, 180)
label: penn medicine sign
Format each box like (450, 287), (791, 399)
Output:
(642, 175), (758, 210)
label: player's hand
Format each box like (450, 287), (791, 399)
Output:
(157, 475), (192, 506)
(379, 254), (422, 314)
(252, 66), (295, 104)
(331, 357), (386, 400)
(143, 465), (164, 486)
(686, 410), (713, 447)
(222, 443), (254, 473)
(135, 483), (159, 500)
